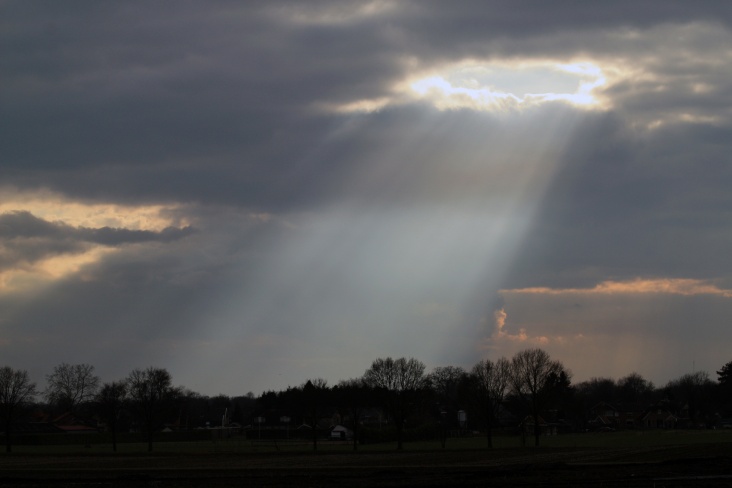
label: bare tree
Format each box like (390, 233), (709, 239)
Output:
(617, 372), (656, 408)
(364, 357), (426, 450)
(0, 366), (37, 452)
(663, 371), (715, 427)
(44, 363), (100, 415)
(510, 349), (566, 447)
(333, 378), (372, 451)
(95, 381), (127, 452)
(427, 366), (467, 448)
(471, 357), (510, 448)
(427, 366), (467, 405)
(301, 378), (329, 451)
(127, 367), (178, 452)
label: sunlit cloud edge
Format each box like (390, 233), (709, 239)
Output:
(501, 278), (732, 298)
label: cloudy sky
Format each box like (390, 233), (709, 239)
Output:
(3, 1), (732, 395)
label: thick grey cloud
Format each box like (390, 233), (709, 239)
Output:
(2, 1), (732, 393)
(3, 1), (729, 207)
(508, 113), (732, 289)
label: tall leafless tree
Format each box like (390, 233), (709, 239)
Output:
(427, 366), (466, 406)
(0, 366), (37, 452)
(471, 357), (510, 448)
(364, 357), (426, 450)
(127, 367), (178, 452)
(510, 349), (565, 447)
(427, 366), (467, 448)
(301, 378), (328, 451)
(616, 372), (655, 408)
(44, 363), (100, 415)
(333, 378), (371, 451)
(95, 381), (127, 452)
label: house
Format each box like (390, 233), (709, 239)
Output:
(588, 402), (642, 430)
(588, 402), (620, 430)
(640, 407), (677, 429)
(52, 412), (98, 434)
(330, 424), (353, 440)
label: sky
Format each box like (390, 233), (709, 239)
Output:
(2, 1), (732, 396)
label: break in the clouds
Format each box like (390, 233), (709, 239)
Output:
(2, 1), (732, 394)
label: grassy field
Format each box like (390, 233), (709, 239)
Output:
(1, 431), (732, 486)
(6, 428), (732, 454)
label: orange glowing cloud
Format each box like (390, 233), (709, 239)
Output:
(483, 307), (550, 348)
(0, 188), (190, 293)
(501, 278), (732, 298)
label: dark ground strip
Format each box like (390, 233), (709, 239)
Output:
(1, 459), (732, 488)
(0, 445), (731, 487)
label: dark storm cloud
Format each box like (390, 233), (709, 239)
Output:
(3, 0), (730, 209)
(506, 112), (732, 289)
(1, 1), (400, 199)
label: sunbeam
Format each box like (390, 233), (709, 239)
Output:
(183, 100), (591, 389)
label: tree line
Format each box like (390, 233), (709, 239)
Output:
(2, 349), (732, 452)
(0, 365), (181, 452)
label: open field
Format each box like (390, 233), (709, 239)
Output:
(1, 431), (732, 486)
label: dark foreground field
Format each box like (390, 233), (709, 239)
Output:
(2, 436), (732, 487)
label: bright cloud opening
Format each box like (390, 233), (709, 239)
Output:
(407, 61), (608, 112)
(327, 59), (615, 114)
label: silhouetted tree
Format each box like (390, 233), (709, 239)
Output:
(231, 393), (257, 426)
(364, 357), (426, 450)
(333, 378), (372, 451)
(95, 381), (127, 452)
(0, 366), (37, 452)
(302, 378), (329, 451)
(206, 394), (233, 428)
(44, 363), (100, 415)
(717, 360), (732, 415)
(575, 377), (617, 406)
(545, 369), (573, 418)
(510, 349), (566, 447)
(127, 367), (179, 452)
(471, 357), (510, 448)
(718, 361), (732, 387)
(427, 366), (466, 408)
(664, 371), (716, 427)
(617, 372), (656, 408)
(427, 366), (467, 447)
(176, 389), (207, 430)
